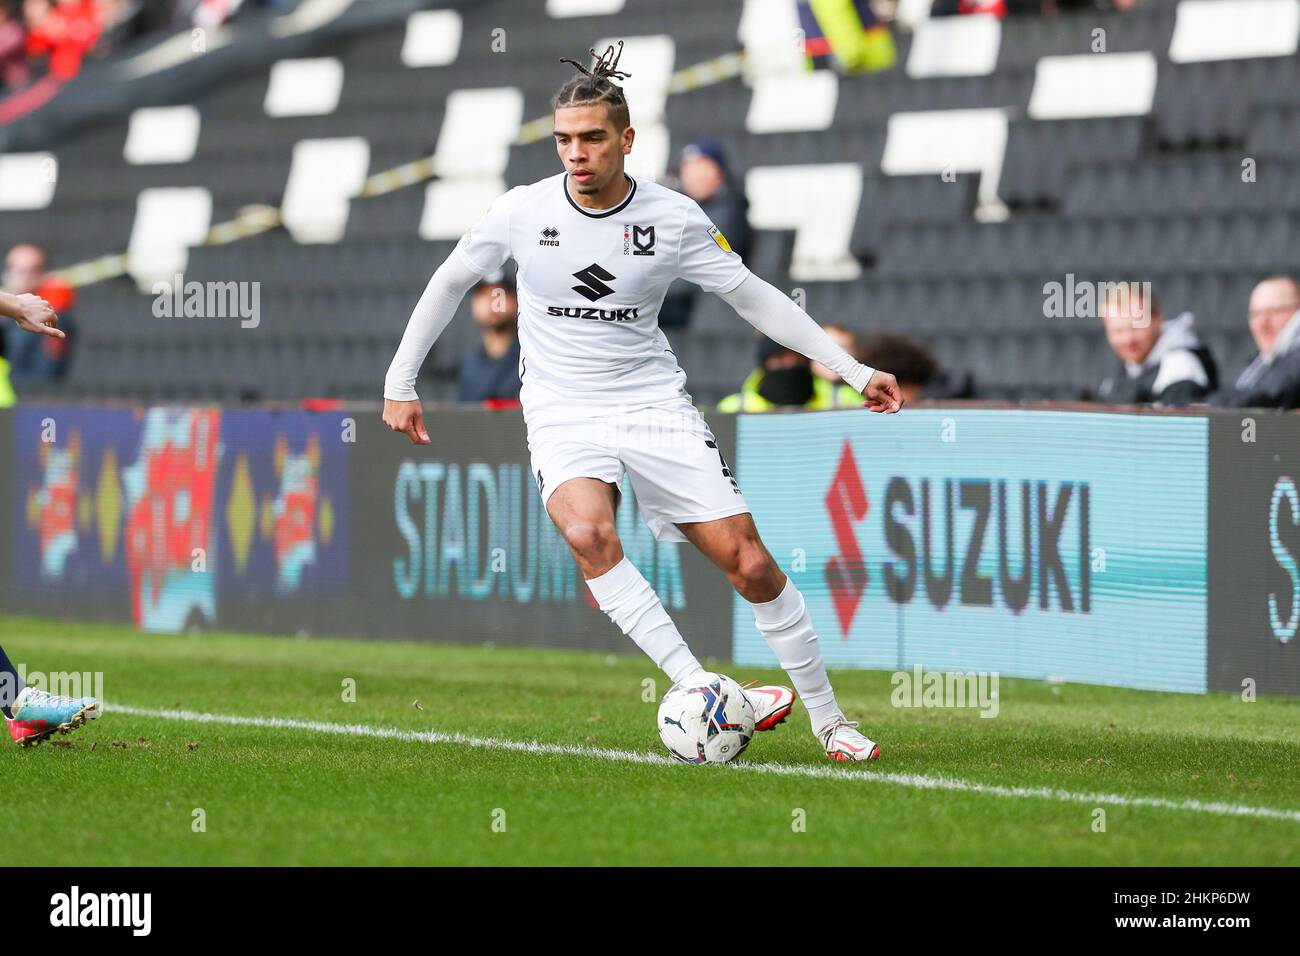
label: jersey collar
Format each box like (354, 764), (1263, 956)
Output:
(562, 172), (636, 219)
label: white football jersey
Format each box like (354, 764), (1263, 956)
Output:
(452, 170), (751, 405)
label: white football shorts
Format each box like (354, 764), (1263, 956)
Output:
(522, 379), (751, 543)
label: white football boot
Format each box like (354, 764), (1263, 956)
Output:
(740, 682), (796, 732)
(7, 686), (102, 747)
(817, 715), (880, 762)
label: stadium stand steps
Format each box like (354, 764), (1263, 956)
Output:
(5, 0), (1288, 404)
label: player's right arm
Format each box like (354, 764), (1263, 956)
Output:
(383, 254), (483, 444)
(383, 189), (515, 445)
(0, 291), (65, 339)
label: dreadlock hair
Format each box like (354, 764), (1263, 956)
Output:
(554, 40), (632, 132)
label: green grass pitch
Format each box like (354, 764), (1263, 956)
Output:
(2, 614), (1297, 866)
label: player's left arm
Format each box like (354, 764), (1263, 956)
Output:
(717, 273), (902, 413)
(0, 291), (65, 339)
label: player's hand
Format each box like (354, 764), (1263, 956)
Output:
(11, 293), (65, 339)
(383, 398), (430, 445)
(862, 370), (903, 413)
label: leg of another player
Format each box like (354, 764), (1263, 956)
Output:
(0, 640), (102, 746)
(546, 478), (707, 686)
(1, 641), (24, 720)
(676, 513), (880, 760)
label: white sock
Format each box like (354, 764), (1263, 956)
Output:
(750, 577), (843, 730)
(585, 557), (706, 686)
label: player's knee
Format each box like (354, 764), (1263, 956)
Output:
(733, 544), (775, 592)
(561, 519), (618, 560)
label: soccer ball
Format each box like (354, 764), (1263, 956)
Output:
(657, 673), (755, 764)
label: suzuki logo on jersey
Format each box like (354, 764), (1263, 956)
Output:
(571, 263), (617, 301)
(545, 306), (639, 322)
(624, 224), (655, 256)
(539, 226), (560, 247)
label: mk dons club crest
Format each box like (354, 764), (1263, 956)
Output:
(624, 224), (656, 256)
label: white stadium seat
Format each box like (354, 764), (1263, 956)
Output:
(895, 0), (937, 31)
(0, 152), (58, 210)
(401, 9), (463, 68)
(264, 57), (345, 117)
(281, 138), (370, 244)
(747, 70), (838, 133)
(1170, 0), (1300, 62)
(433, 88), (524, 180)
(419, 178), (509, 241)
(1027, 52), (1158, 120)
(745, 163), (863, 281)
(881, 108), (1009, 219)
(127, 187), (213, 290)
(124, 106), (202, 165)
(624, 123), (670, 183)
(546, 0), (626, 16)
(738, 0), (806, 81)
(907, 14), (1001, 78)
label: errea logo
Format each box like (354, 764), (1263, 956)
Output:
(50, 886), (152, 936)
(539, 226), (560, 247)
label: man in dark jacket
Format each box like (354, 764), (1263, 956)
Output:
(659, 139), (751, 329)
(455, 274), (521, 404)
(1096, 285), (1216, 406)
(1211, 276), (1300, 410)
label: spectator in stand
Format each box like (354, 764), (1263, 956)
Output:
(456, 273), (521, 404)
(796, 0), (896, 73)
(659, 138), (751, 329)
(1095, 285), (1216, 406)
(719, 335), (843, 411)
(858, 332), (973, 403)
(0, 3), (30, 90)
(1210, 275), (1300, 410)
(1, 243), (75, 389)
(811, 322), (872, 407)
(1, 287), (65, 406)
(23, 0), (103, 82)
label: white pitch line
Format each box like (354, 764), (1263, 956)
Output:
(110, 703), (1300, 824)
